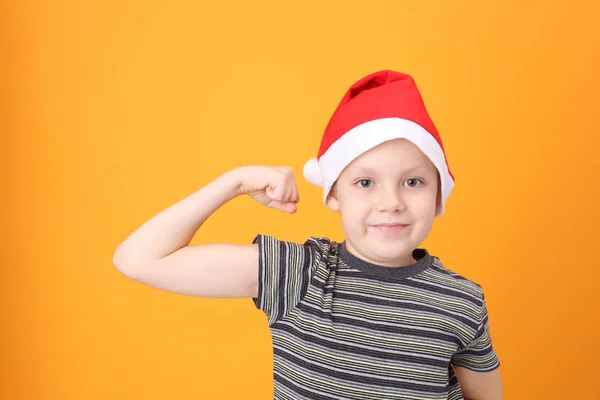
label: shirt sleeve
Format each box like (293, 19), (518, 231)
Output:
(251, 234), (320, 326)
(451, 293), (500, 372)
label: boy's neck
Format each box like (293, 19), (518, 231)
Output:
(343, 240), (420, 268)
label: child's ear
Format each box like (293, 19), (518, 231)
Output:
(326, 186), (340, 212)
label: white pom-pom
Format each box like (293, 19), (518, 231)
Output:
(303, 157), (323, 186)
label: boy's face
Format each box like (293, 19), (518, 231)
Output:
(326, 138), (440, 267)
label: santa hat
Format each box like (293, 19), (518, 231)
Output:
(303, 70), (454, 216)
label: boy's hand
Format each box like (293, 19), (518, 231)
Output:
(235, 166), (300, 214)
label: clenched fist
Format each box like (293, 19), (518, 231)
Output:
(234, 166), (300, 214)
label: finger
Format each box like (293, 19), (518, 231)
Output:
(279, 167), (295, 200)
(282, 202), (297, 214)
(284, 184), (293, 203)
(272, 182), (288, 201)
(265, 186), (275, 199)
(265, 185), (282, 201)
(268, 200), (297, 214)
(282, 173), (296, 202)
(291, 182), (299, 203)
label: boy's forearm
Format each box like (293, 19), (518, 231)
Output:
(113, 168), (243, 268)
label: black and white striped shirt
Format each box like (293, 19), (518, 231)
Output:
(253, 234), (500, 400)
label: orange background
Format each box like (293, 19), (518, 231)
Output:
(3, 0), (599, 399)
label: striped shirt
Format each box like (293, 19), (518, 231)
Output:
(252, 234), (500, 400)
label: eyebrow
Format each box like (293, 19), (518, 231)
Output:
(352, 165), (430, 175)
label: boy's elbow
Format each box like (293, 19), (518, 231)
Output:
(112, 248), (140, 278)
(112, 258), (132, 278)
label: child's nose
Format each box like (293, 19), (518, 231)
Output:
(376, 189), (406, 212)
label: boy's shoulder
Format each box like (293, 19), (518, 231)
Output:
(255, 234), (333, 247)
(426, 255), (485, 300)
(253, 234), (335, 258)
(258, 234), (337, 252)
(304, 236), (337, 250)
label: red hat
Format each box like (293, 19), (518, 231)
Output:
(303, 70), (454, 216)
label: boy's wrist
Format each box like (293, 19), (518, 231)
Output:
(219, 166), (248, 198)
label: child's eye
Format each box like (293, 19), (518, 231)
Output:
(356, 179), (374, 188)
(404, 178), (423, 187)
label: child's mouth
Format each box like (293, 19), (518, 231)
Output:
(371, 224), (409, 234)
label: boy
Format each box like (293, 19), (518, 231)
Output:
(113, 70), (502, 399)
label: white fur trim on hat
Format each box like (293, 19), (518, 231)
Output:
(305, 117), (454, 216)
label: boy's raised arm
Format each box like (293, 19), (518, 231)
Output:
(112, 166), (299, 297)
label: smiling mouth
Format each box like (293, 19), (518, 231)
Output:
(371, 224), (409, 234)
